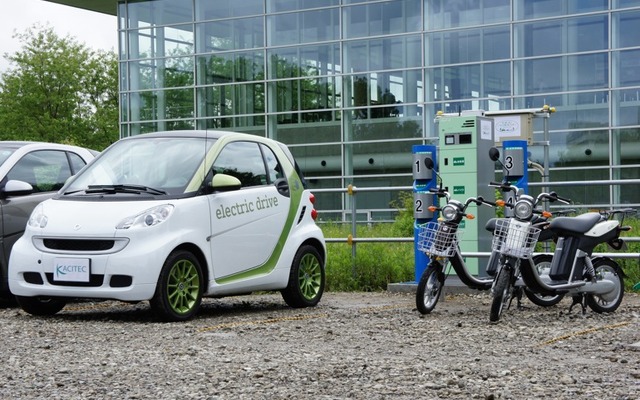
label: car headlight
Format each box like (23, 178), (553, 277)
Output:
(28, 203), (48, 228)
(513, 199), (533, 219)
(116, 204), (174, 229)
(441, 204), (458, 221)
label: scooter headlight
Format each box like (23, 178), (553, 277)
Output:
(513, 199), (533, 219)
(441, 204), (458, 221)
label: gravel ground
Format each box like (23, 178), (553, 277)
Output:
(0, 291), (639, 399)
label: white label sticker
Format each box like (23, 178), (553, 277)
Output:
(54, 258), (90, 282)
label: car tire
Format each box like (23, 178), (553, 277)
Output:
(281, 245), (325, 308)
(150, 250), (203, 322)
(15, 296), (66, 316)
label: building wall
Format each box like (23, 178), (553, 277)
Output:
(117, 0), (640, 217)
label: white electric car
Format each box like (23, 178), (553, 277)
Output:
(9, 131), (326, 321)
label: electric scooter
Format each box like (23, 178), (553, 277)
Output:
(487, 148), (631, 321)
(415, 159), (496, 313)
(517, 208), (632, 316)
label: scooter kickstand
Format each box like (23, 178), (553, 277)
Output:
(515, 287), (526, 310)
(568, 294), (587, 315)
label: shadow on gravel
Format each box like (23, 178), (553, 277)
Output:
(0, 296), (17, 309)
(27, 295), (293, 323)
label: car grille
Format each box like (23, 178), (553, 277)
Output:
(45, 273), (105, 287)
(43, 239), (115, 251)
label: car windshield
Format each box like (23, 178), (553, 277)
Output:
(0, 146), (18, 167)
(63, 137), (214, 196)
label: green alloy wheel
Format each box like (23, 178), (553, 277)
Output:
(151, 250), (203, 322)
(282, 245), (325, 308)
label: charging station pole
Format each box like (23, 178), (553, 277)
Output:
(501, 140), (528, 214)
(412, 145), (437, 282)
(436, 114), (494, 276)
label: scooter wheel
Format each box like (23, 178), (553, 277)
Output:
(416, 266), (444, 314)
(490, 265), (512, 322)
(524, 254), (565, 307)
(585, 258), (624, 313)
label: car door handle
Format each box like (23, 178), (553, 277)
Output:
(275, 178), (290, 197)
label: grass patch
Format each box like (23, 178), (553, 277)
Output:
(321, 222), (415, 292)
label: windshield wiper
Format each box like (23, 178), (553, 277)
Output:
(85, 184), (167, 195)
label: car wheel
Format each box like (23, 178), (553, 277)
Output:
(281, 245), (325, 308)
(150, 250), (203, 322)
(15, 296), (66, 316)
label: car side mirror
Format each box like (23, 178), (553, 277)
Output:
(210, 173), (241, 192)
(1, 180), (34, 198)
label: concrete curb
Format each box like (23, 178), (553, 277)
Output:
(388, 276), (487, 296)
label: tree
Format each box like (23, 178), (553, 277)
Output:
(0, 24), (118, 150)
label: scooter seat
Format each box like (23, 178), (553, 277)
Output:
(485, 218), (497, 233)
(549, 212), (602, 236)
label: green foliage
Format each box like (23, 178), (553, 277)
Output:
(389, 191), (415, 237)
(321, 221), (415, 292)
(0, 24), (118, 151)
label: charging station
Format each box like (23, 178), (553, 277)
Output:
(412, 145), (437, 281)
(435, 114), (494, 275)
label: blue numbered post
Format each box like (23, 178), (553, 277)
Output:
(412, 145), (438, 282)
(501, 140), (528, 214)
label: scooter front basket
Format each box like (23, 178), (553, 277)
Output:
(492, 218), (541, 258)
(418, 221), (463, 258)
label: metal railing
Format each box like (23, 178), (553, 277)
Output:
(313, 182), (640, 271)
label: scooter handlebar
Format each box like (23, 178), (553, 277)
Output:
(488, 181), (519, 194)
(547, 191), (572, 204)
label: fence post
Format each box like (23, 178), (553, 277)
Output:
(348, 184), (357, 275)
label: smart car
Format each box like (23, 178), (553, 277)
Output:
(9, 131), (326, 321)
(0, 141), (96, 300)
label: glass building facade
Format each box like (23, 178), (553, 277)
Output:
(116, 0), (640, 218)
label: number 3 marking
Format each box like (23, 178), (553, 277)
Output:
(504, 155), (514, 170)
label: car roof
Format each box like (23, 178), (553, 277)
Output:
(121, 130), (281, 144)
(0, 141), (94, 152)
(0, 141), (38, 150)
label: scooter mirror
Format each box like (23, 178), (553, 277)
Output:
(489, 147), (501, 162)
(424, 157), (435, 170)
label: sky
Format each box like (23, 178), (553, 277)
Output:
(0, 0), (118, 72)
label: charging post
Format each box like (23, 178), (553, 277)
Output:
(500, 140), (529, 214)
(412, 145), (437, 282)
